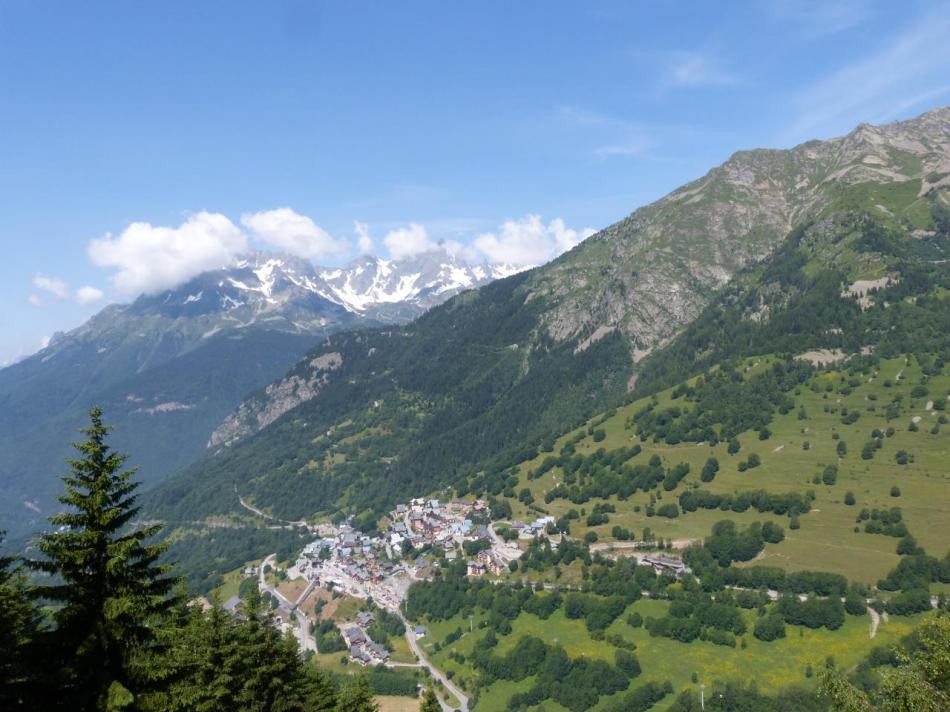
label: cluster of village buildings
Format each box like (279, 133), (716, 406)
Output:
(507, 515), (557, 539)
(397, 497), (491, 554)
(282, 497), (525, 664)
(224, 494), (692, 665)
(288, 498), (509, 590)
(343, 610), (390, 666)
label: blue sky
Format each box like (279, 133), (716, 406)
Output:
(3, 0), (950, 363)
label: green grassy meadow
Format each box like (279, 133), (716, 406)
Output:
(509, 355), (949, 585)
(416, 599), (930, 711)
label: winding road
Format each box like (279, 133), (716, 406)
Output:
(398, 610), (469, 712)
(237, 489), (309, 528)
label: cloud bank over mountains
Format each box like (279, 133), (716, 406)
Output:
(474, 215), (594, 266)
(88, 212), (248, 295)
(83, 207), (596, 296)
(240, 208), (347, 261)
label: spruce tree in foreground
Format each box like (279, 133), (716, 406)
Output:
(29, 407), (177, 711)
(420, 686), (441, 712)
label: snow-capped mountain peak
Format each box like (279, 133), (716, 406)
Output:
(126, 248), (521, 326)
(317, 248), (527, 320)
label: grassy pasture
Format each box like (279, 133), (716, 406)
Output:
(420, 598), (930, 711)
(510, 355), (949, 584)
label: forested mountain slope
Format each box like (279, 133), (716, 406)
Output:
(0, 254), (357, 539)
(146, 108), (950, 533)
(0, 244), (518, 540)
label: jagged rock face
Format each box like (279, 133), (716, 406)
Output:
(127, 253), (348, 324)
(530, 107), (950, 357)
(209, 351), (343, 447)
(124, 247), (523, 326)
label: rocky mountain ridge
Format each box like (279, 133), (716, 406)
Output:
(530, 106), (950, 360)
(210, 108), (950, 454)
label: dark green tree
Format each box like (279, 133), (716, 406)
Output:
(420, 686), (441, 712)
(139, 591), (337, 712)
(28, 407), (177, 710)
(820, 616), (950, 711)
(0, 533), (41, 708)
(229, 592), (334, 712)
(339, 674), (379, 712)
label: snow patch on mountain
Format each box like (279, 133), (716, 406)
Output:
(106, 248), (519, 330)
(318, 249), (526, 315)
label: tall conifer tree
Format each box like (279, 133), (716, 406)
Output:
(29, 407), (176, 710)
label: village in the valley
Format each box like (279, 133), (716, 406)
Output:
(224, 498), (522, 666)
(218, 495), (690, 679)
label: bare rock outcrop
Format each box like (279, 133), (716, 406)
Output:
(208, 352), (342, 447)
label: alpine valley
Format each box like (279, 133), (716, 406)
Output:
(5, 107), (950, 712)
(9, 6), (950, 711)
(120, 108), (950, 712)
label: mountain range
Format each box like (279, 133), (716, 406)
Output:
(319, 251), (522, 322)
(0, 248), (515, 539)
(145, 107), (950, 551)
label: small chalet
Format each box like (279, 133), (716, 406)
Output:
(350, 645), (371, 665)
(467, 560), (486, 577)
(344, 626), (367, 645)
(367, 641), (389, 661)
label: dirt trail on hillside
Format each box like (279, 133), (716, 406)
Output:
(869, 607), (880, 639)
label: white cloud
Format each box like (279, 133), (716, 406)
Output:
(664, 52), (736, 88)
(28, 276), (103, 306)
(32, 274), (69, 299)
(89, 211), (247, 294)
(383, 223), (438, 260)
(784, 7), (950, 142)
(472, 215), (596, 267)
(75, 286), (104, 305)
(39, 335), (51, 349)
(354, 221), (374, 254)
(241, 207), (345, 260)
